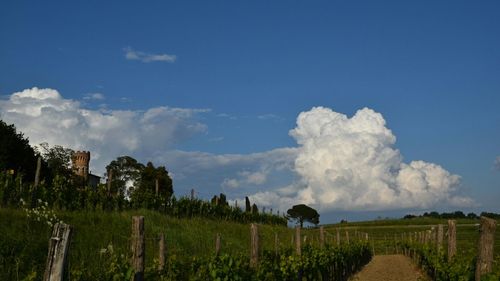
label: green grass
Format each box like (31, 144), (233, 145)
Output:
(0, 208), (297, 280)
(2, 207), (498, 280)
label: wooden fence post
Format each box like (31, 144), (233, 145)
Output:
(336, 228), (340, 246)
(158, 233), (165, 271)
(275, 233), (279, 256)
(131, 216), (145, 281)
(319, 226), (325, 249)
(31, 156), (42, 208)
(215, 233), (221, 256)
(107, 169), (113, 196)
(475, 217), (497, 281)
(395, 233), (399, 254)
(155, 179), (159, 196)
(345, 230), (349, 244)
(437, 224), (443, 254)
(34, 156), (41, 188)
(43, 223), (72, 281)
(295, 226), (301, 256)
(250, 224), (259, 267)
(448, 220), (456, 262)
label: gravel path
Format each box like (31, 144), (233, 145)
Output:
(350, 255), (429, 281)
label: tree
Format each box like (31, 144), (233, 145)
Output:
(106, 156), (144, 196)
(138, 162), (173, 197)
(129, 161), (173, 208)
(287, 204), (320, 227)
(0, 120), (41, 181)
(38, 142), (74, 177)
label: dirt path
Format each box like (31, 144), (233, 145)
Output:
(350, 255), (429, 281)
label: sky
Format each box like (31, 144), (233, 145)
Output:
(1, 1), (499, 223)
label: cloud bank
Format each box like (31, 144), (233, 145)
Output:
(124, 47), (177, 63)
(0, 87), (208, 174)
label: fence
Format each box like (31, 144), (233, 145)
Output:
(42, 216), (370, 281)
(386, 218), (497, 281)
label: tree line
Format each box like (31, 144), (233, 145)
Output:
(403, 210), (500, 220)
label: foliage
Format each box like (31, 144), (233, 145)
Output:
(401, 240), (500, 281)
(20, 198), (62, 228)
(72, 242), (371, 281)
(151, 242), (371, 281)
(38, 142), (74, 178)
(105, 155), (144, 196)
(0, 171), (287, 225)
(402, 211), (495, 220)
(0, 120), (42, 181)
(287, 204), (320, 227)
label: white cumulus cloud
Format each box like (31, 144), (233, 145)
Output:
(124, 47), (176, 63)
(0, 87), (208, 175)
(276, 106), (472, 211)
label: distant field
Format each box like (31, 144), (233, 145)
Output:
(322, 218), (499, 256)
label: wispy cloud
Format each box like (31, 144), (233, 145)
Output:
(124, 47), (176, 63)
(217, 113), (238, 120)
(209, 136), (224, 142)
(257, 113), (283, 121)
(83, 93), (105, 100)
(495, 156), (500, 171)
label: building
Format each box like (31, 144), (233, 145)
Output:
(72, 151), (101, 188)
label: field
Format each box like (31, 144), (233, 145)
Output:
(0, 208), (297, 280)
(323, 218), (500, 257)
(1, 208), (498, 280)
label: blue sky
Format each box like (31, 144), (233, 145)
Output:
(1, 1), (499, 222)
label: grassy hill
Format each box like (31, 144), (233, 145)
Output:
(0, 208), (296, 280)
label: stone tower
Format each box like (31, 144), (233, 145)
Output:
(72, 151), (90, 180)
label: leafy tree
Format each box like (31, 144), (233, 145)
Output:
(138, 162), (173, 197)
(287, 204), (320, 227)
(129, 161), (173, 208)
(38, 142), (74, 177)
(105, 156), (144, 196)
(0, 120), (40, 180)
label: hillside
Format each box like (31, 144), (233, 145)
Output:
(0, 208), (296, 280)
